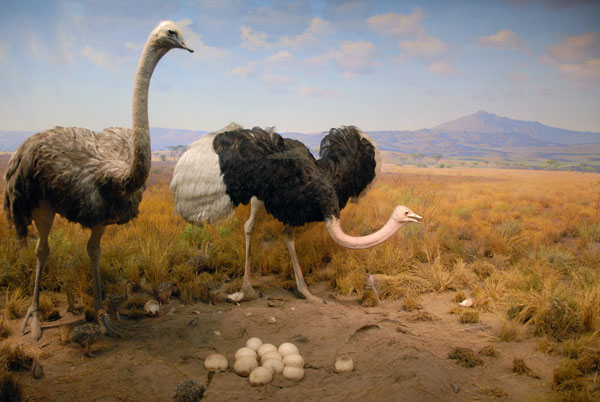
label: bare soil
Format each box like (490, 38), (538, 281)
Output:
(3, 280), (560, 402)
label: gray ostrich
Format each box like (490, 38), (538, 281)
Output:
(3, 21), (193, 340)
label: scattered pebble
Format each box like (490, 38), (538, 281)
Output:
(214, 331), (221, 336)
(459, 298), (474, 307)
(267, 316), (277, 324)
(244, 312), (253, 318)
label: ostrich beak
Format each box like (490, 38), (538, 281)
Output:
(180, 41), (194, 53)
(407, 213), (422, 224)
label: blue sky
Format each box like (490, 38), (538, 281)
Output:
(1, 0), (599, 133)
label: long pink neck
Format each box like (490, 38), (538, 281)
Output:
(325, 216), (404, 250)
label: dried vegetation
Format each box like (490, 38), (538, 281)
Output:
(0, 157), (599, 399)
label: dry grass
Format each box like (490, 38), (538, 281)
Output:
(1, 161), (599, 398)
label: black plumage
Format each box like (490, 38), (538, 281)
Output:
(213, 126), (377, 227)
(171, 123), (421, 303)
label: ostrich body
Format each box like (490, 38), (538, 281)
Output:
(170, 125), (421, 302)
(3, 21), (193, 340)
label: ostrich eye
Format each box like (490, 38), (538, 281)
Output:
(168, 29), (176, 36)
(404, 211), (409, 215)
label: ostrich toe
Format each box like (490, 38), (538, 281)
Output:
(21, 306), (43, 341)
(242, 279), (258, 300)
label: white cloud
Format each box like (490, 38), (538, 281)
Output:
(176, 19), (230, 62)
(427, 60), (457, 76)
(399, 30), (447, 58)
(80, 46), (117, 72)
(558, 58), (600, 80)
(367, 7), (424, 37)
(266, 50), (292, 63)
(240, 26), (271, 50)
(262, 72), (293, 86)
(508, 71), (529, 82)
(541, 32), (600, 82)
(124, 41), (141, 51)
(477, 29), (531, 54)
(330, 40), (379, 75)
(300, 85), (343, 99)
(546, 32), (599, 63)
(229, 61), (258, 77)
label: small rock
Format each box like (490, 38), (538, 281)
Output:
(459, 298), (474, 307)
(244, 312), (253, 318)
(267, 316), (277, 324)
(214, 330), (221, 336)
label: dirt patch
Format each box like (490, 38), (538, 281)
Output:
(1, 284), (561, 401)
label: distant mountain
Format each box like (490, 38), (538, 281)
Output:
(1, 112), (599, 165)
(432, 111), (600, 145)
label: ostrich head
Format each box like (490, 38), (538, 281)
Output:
(152, 21), (194, 53)
(391, 206), (422, 225)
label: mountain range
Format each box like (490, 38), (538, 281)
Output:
(1, 111), (599, 165)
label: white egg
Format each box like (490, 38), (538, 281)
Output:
(261, 351), (282, 364)
(278, 342), (299, 357)
(234, 356), (258, 377)
(235, 347), (258, 360)
(282, 353), (304, 368)
(335, 355), (354, 373)
(257, 343), (277, 358)
(249, 366), (273, 386)
(245, 337), (263, 351)
(262, 358), (284, 374)
(204, 354), (228, 372)
(283, 366), (304, 381)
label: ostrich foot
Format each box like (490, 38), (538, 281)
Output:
(242, 280), (258, 301)
(21, 306), (42, 341)
(297, 288), (327, 304)
(101, 315), (122, 338)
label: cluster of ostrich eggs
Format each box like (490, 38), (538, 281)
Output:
(235, 337), (305, 386)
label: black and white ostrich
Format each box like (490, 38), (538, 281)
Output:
(170, 124), (421, 303)
(3, 21), (192, 340)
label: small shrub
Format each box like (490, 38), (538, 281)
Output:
(553, 360), (585, 391)
(512, 358), (539, 378)
(459, 309), (480, 324)
(448, 347), (483, 367)
(495, 315), (522, 342)
(402, 293), (422, 311)
(478, 345), (498, 357)
(4, 289), (25, 320)
(535, 297), (582, 341)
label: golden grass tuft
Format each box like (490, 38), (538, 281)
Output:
(494, 315), (523, 342)
(459, 309), (480, 324)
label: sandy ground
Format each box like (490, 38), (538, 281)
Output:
(2, 280), (560, 402)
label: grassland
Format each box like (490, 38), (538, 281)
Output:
(1, 156), (599, 399)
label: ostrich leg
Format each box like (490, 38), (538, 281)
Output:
(22, 205), (55, 340)
(283, 226), (326, 304)
(87, 225), (119, 338)
(241, 197), (264, 300)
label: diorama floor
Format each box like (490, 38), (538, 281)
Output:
(2, 279), (560, 402)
